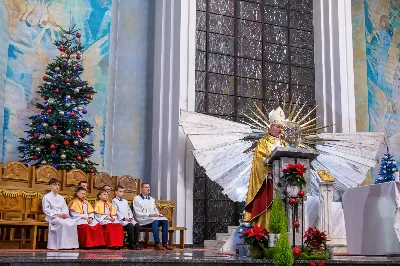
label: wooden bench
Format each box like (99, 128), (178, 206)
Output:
(0, 162), (140, 249)
(139, 200), (187, 249)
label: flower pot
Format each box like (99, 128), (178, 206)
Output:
(250, 246), (264, 259)
(268, 233), (280, 248)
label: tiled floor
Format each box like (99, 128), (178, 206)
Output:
(0, 249), (399, 265)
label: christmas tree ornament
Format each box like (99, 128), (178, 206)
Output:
(70, 111), (76, 117)
(73, 140), (79, 145)
(292, 247), (301, 257)
(65, 78), (71, 83)
(28, 122), (33, 126)
(33, 133), (40, 138)
(289, 198), (296, 205)
(47, 109), (52, 114)
(71, 164), (76, 168)
(42, 123), (48, 127)
(41, 160), (47, 165)
(77, 106), (82, 111)
(77, 155), (82, 161)
(66, 130), (71, 134)
(59, 46), (64, 52)
(85, 94), (92, 99)
(63, 140), (69, 146)
(60, 53), (66, 58)
(82, 109), (87, 114)
(32, 155), (39, 160)
(62, 33), (66, 38)
(298, 191), (304, 198)
(48, 99), (54, 104)
(52, 125), (57, 130)
(55, 67), (60, 71)
(54, 88), (60, 93)
(84, 127), (90, 132)
(60, 154), (66, 159)
(43, 76), (47, 81)
(76, 55), (81, 60)
(65, 95), (71, 100)
(59, 111), (64, 115)
(45, 134), (51, 139)
(50, 144), (56, 150)
(293, 221), (300, 228)
(76, 32), (81, 38)
(83, 158), (88, 163)
(35, 147), (41, 151)
(74, 130), (81, 136)
(90, 169), (94, 173)
(74, 88), (80, 93)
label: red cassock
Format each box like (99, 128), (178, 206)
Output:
(77, 223), (105, 248)
(102, 223), (124, 248)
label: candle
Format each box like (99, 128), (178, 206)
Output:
(395, 172), (399, 181)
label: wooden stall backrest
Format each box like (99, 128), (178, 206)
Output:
(155, 200), (176, 227)
(92, 172), (114, 198)
(117, 175), (141, 203)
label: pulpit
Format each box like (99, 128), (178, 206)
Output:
(268, 147), (319, 246)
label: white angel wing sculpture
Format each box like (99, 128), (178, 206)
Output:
(180, 110), (385, 202)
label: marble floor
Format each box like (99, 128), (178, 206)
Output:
(0, 249), (399, 265)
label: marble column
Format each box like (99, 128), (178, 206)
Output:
(317, 178), (335, 238)
(149, 0), (196, 244)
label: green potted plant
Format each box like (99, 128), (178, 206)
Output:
(273, 230), (294, 266)
(240, 224), (268, 259)
(268, 193), (286, 247)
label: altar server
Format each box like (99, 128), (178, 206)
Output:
(42, 178), (79, 250)
(94, 190), (124, 249)
(69, 187), (105, 248)
(133, 183), (173, 250)
(112, 186), (142, 250)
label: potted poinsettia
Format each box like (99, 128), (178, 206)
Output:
(304, 227), (327, 254)
(282, 163), (306, 196)
(240, 224), (268, 259)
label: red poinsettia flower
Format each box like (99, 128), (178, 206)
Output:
(307, 227), (313, 233)
(304, 232), (309, 238)
(296, 163), (305, 175)
(282, 168), (289, 173)
(242, 228), (251, 235)
(248, 224), (265, 240)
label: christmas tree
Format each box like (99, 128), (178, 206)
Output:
(375, 153), (398, 184)
(17, 26), (98, 173)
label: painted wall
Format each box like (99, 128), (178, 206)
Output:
(0, 0), (152, 179)
(352, 0), (400, 180)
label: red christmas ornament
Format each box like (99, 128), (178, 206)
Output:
(65, 78), (71, 83)
(76, 55), (81, 60)
(289, 198), (296, 206)
(298, 190), (305, 198)
(43, 96), (48, 100)
(70, 111), (76, 117)
(76, 33), (81, 38)
(85, 94), (92, 99)
(293, 221), (300, 228)
(52, 125), (57, 130)
(47, 109), (52, 114)
(63, 140), (69, 146)
(59, 46), (64, 52)
(292, 247), (302, 257)
(77, 155), (82, 161)
(32, 155), (39, 160)
(49, 144), (56, 150)
(43, 76), (47, 81)
(89, 165), (93, 169)
(54, 88), (60, 93)
(81, 133), (86, 138)
(90, 169), (94, 173)
(77, 64), (81, 68)
(41, 111), (45, 115)
(33, 133), (40, 138)
(82, 109), (87, 114)
(74, 130), (81, 136)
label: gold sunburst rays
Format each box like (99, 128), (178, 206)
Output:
(241, 98), (333, 148)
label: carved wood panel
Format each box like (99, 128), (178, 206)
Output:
(2, 162), (29, 181)
(66, 169), (88, 186)
(0, 195), (24, 212)
(35, 166), (60, 184)
(93, 172), (113, 189)
(118, 175), (138, 193)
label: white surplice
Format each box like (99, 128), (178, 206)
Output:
(70, 202), (98, 226)
(133, 195), (168, 225)
(94, 202), (120, 225)
(112, 197), (137, 226)
(42, 192), (79, 250)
